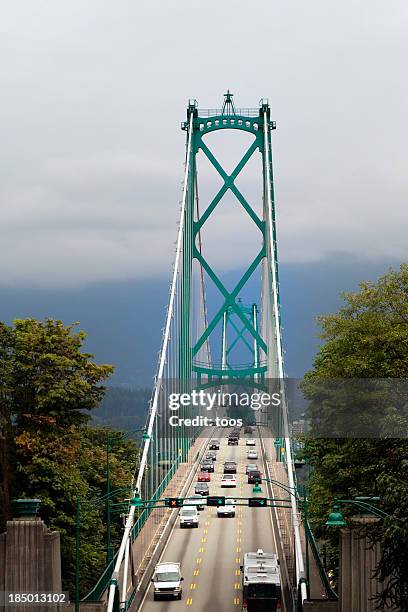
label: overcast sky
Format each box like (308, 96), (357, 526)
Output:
(1, 0), (407, 288)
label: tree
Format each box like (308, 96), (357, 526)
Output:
(0, 318), (142, 596)
(10, 318), (114, 429)
(0, 323), (15, 524)
(302, 264), (408, 609)
(0, 318), (141, 597)
(0, 318), (114, 529)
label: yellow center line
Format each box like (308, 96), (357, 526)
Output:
(186, 597), (193, 605)
(193, 569), (199, 576)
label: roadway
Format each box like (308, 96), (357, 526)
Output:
(138, 428), (277, 611)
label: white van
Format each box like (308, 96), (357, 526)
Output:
(179, 506), (199, 528)
(152, 562), (183, 600)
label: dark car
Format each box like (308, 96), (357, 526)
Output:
(205, 451), (217, 461)
(201, 461), (214, 473)
(228, 436), (239, 446)
(248, 470), (262, 484)
(244, 426), (253, 434)
(195, 482), (209, 496)
(209, 440), (220, 450)
(226, 430), (239, 439)
(223, 461), (237, 474)
(246, 463), (259, 474)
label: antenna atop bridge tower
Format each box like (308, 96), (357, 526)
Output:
(221, 90), (236, 115)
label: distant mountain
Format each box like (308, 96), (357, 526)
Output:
(0, 255), (400, 385)
(92, 386), (150, 433)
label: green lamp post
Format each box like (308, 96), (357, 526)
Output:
(325, 503), (347, 527)
(326, 497), (389, 527)
(252, 479), (262, 493)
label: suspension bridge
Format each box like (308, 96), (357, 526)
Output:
(81, 93), (325, 612)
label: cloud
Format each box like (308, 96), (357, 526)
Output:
(0, 0), (407, 287)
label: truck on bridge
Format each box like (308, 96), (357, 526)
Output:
(240, 549), (282, 611)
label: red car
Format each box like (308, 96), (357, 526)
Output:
(197, 471), (211, 482)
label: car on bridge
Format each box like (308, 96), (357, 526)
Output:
(246, 463), (259, 474)
(200, 460), (214, 472)
(246, 438), (256, 446)
(195, 482), (209, 496)
(221, 474), (237, 488)
(217, 498), (236, 518)
(184, 495), (205, 511)
(209, 439), (220, 450)
(227, 429), (240, 439)
(205, 451), (217, 461)
(247, 469), (262, 484)
(197, 471), (211, 482)
(228, 435), (239, 446)
(223, 461), (237, 474)
(179, 506), (199, 528)
(152, 561), (184, 600)
(247, 450), (258, 460)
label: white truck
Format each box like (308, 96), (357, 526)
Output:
(240, 549), (281, 611)
(179, 506), (199, 528)
(152, 561), (184, 600)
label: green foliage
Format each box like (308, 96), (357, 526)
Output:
(302, 264), (408, 608)
(10, 318), (114, 427)
(0, 318), (139, 598)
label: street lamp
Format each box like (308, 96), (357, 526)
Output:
(252, 479), (262, 493)
(326, 497), (389, 527)
(325, 503), (347, 527)
(259, 476), (299, 499)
